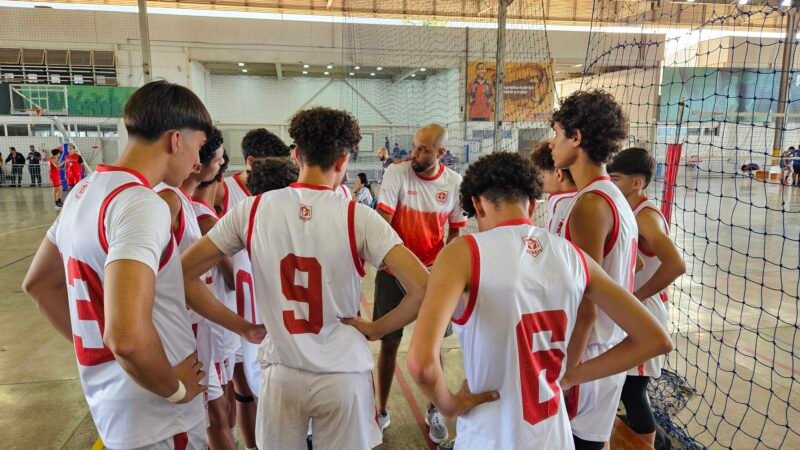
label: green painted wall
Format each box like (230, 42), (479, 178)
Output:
(67, 86), (136, 117)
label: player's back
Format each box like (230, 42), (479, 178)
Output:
(52, 165), (202, 448)
(546, 190), (576, 234)
(247, 183), (375, 373)
(561, 176), (638, 346)
(453, 220), (588, 450)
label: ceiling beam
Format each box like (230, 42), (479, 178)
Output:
(392, 68), (417, 83)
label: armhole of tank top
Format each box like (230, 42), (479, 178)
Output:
(98, 182), (145, 254)
(174, 202), (186, 246)
(347, 201), (366, 277)
(636, 206), (666, 257)
(568, 241), (591, 292)
(452, 234), (480, 326)
(219, 182), (230, 217)
(245, 195), (263, 256)
(158, 235), (176, 272)
(584, 191), (619, 257)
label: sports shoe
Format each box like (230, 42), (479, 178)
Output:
(438, 438), (456, 450)
(425, 406), (449, 444)
(377, 410), (391, 431)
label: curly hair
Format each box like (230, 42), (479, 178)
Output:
(199, 150), (229, 189)
(289, 107), (361, 170)
(241, 128), (290, 160)
(199, 126), (223, 166)
(460, 152), (543, 218)
(530, 140), (573, 183)
(607, 147), (656, 187)
(550, 89), (628, 164)
(246, 157), (299, 195)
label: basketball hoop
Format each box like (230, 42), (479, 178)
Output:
(27, 107), (45, 117)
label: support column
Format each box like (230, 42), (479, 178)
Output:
(137, 0), (153, 83)
(493, 0), (514, 151)
(772, 10), (798, 155)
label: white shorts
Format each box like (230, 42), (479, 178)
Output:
(214, 356), (235, 386)
(628, 296), (669, 378)
(242, 340), (260, 398)
(569, 343), (627, 443)
(235, 343), (244, 364)
(256, 365), (381, 450)
(195, 320), (223, 402)
(124, 420), (208, 450)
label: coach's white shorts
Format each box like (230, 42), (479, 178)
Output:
(256, 364), (381, 450)
(569, 343), (627, 443)
(214, 356), (235, 386)
(125, 419), (208, 450)
(628, 296), (669, 378)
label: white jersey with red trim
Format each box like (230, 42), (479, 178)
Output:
(452, 220), (588, 450)
(336, 183), (352, 200)
(629, 198), (670, 377)
(193, 199), (241, 362)
(377, 161), (468, 266)
(207, 183), (402, 373)
(155, 184), (202, 255)
(48, 165), (203, 449)
(561, 176), (638, 346)
(546, 190), (576, 235)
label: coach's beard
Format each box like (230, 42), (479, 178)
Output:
(411, 161), (433, 172)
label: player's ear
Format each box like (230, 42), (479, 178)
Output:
(166, 130), (180, 155)
(472, 196), (486, 218)
(555, 168), (564, 183)
(333, 151), (349, 173)
(527, 198), (536, 218)
(291, 148), (302, 167)
(571, 129), (582, 148)
(246, 155), (255, 168)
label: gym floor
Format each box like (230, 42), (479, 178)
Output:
(6, 176), (796, 449)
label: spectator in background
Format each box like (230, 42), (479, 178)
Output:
(793, 146), (800, 186)
(5, 147), (25, 187)
(350, 145), (359, 162)
(740, 163), (760, 176)
(377, 147), (393, 182)
(354, 172), (374, 207)
(441, 150), (455, 167)
(48, 148), (64, 209)
(385, 136), (390, 150)
(392, 143), (401, 159)
(65, 144), (88, 190)
(27, 145), (42, 187)
(781, 147), (794, 184)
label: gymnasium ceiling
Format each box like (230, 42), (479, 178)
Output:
(13, 0), (793, 30)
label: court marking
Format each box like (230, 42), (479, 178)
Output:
(91, 437), (103, 450)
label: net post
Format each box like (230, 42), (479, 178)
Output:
(137, 0), (153, 82)
(772, 9), (798, 157)
(493, 0), (513, 152)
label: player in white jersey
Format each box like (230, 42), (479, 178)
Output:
(405, 152), (672, 449)
(550, 90), (639, 449)
(217, 128), (291, 450)
(22, 81), (257, 449)
(182, 107), (430, 450)
(530, 140), (577, 234)
(608, 148), (685, 446)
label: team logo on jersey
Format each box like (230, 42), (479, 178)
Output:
(299, 204), (312, 222)
(75, 183), (89, 199)
(522, 237), (543, 257)
(436, 190), (448, 204)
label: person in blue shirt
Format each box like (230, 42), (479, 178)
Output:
(781, 147), (794, 184)
(793, 146), (800, 186)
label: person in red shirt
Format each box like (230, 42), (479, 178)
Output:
(64, 144), (87, 189)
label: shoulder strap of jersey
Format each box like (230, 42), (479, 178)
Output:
(246, 195), (263, 256)
(347, 201), (366, 277)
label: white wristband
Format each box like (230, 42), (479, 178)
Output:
(166, 381), (186, 403)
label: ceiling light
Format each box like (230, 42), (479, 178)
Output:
(556, 71), (562, 74)
(238, 62), (245, 66)
(738, 0), (747, 4)
(303, 64), (309, 68)
(370, 72), (376, 76)
(782, 0), (791, 6)
(411, 73), (416, 77)
(324, 71), (330, 75)
(354, 66), (360, 70)
(573, 64), (583, 68)
(242, 69), (248, 73)
(327, 64), (333, 69)
(302, 70), (308, 74)
(349, 72), (355, 76)
(687, 0), (695, 2)
(420, 67), (427, 72)
(377, 66), (383, 70)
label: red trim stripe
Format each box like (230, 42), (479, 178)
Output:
(587, 191), (620, 257)
(172, 431), (188, 450)
(290, 182), (334, 191)
(158, 236), (176, 272)
(95, 165), (151, 187)
(98, 182), (143, 253)
(376, 202), (395, 216)
(196, 213), (216, 222)
(246, 195), (263, 255)
(233, 172), (251, 196)
(347, 201), (367, 277)
(452, 235), (479, 325)
(496, 218), (533, 228)
(414, 163), (445, 181)
(566, 385), (580, 420)
(174, 202), (186, 246)
(219, 182), (230, 216)
(569, 242), (591, 291)
(191, 196), (217, 217)
(449, 220), (469, 229)
(638, 363), (645, 376)
(548, 189), (577, 199)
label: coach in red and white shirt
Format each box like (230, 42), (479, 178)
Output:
(373, 123), (468, 443)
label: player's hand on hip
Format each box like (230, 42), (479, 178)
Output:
(340, 317), (382, 341)
(442, 380), (499, 418)
(242, 324), (267, 345)
(174, 352), (207, 403)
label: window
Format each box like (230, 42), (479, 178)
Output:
(0, 125), (6, 137)
(31, 124), (52, 137)
(75, 124), (99, 137)
(6, 124), (29, 136)
(99, 125), (118, 138)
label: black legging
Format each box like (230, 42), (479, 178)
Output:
(620, 375), (656, 434)
(573, 435), (605, 450)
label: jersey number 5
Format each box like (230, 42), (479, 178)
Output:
(280, 254), (323, 334)
(66, 257), (115, 366)
(516, 310), (567, 426)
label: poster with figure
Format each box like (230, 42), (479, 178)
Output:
(466, 61), (554, 122)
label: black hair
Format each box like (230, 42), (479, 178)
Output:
(200, 150), (229, 189)
(460, 152), (543, 218)
(241, 128), (290, 160)
(607, 147), (656, 188)
(51, 148), (61, 156)
(123, 80), (212, 141)
(530, 140), (573, 183)
(288, 107), (361, 170)
(550, 89), (628, 164)
(199, 126), (223, 166)
(246, 157), (299, 195)
(356, 172), (373, 197)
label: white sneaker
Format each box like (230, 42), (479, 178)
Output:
(377, 410), (391, 431)
(425, 406), (449, 444)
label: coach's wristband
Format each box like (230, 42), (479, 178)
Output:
(167, 381), (187, 403)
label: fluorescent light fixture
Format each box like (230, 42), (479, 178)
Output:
(302, 70), (308, 74)
(326, 64), (333, 69)
(242, 69), (248, 73)
(303, 64), (309, 68)
(238, 62), (245, 66)
(370, 72), (376, 76)
(324, 71), (330, 75)
(573, 64), (583, 68)
(354, 66), (360, 70)
(738, 0), (747, 4)
(411, 73), (416, 77)
(420, 67), (427, 72)
(377, 66), (383, 70)
(349, 72), (355, 76)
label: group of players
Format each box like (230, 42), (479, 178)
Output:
(23, 80), (680, 450)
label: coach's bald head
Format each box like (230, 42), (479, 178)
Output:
(411, 123), (448, 174)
